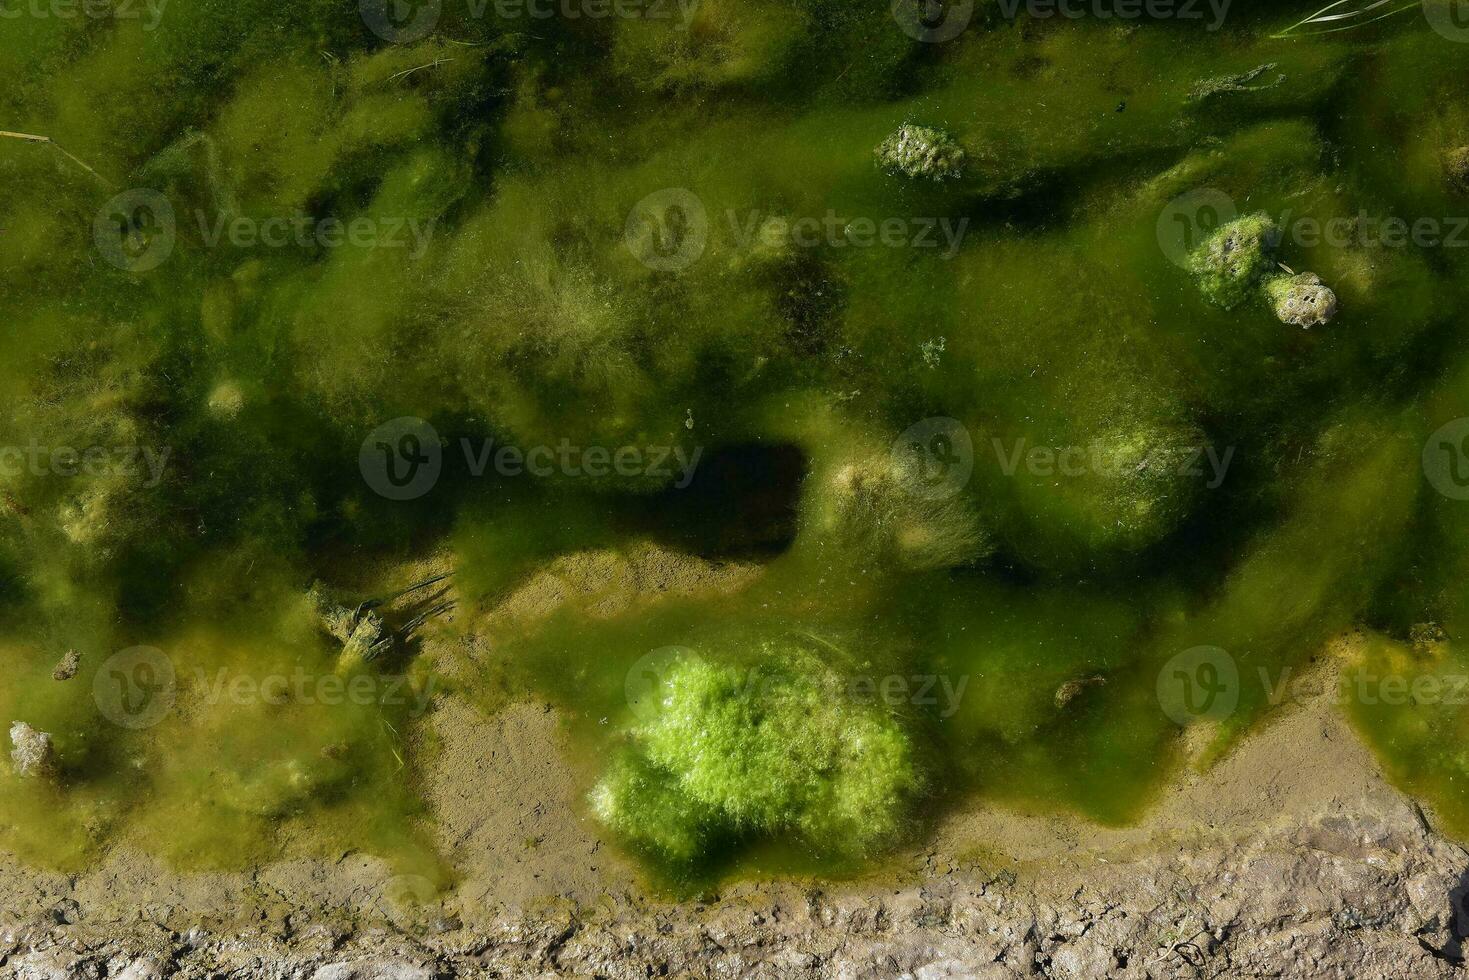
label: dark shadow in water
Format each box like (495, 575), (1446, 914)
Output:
(620, 443), (807, 561)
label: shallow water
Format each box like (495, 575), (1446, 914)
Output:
(4, 0), (1469, 887)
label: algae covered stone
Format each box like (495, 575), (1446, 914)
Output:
(1445, 146), (1469, 194)
(52, 649), (81, 681)
(1264, 271), (1337, 328)
(875, 124), (965, 181)
(1188, 213), (1280, 310)
(9, 721), (55, 778)
(591, 648), (921, 865)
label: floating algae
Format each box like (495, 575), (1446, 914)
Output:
(1187, 212), (1282, 310)
(592, 645), (920, 869)
(2, 0), (1469, 890)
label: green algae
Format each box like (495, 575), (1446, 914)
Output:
(2, 0), (1469, 887)
(1188, 212), (1281, 310)
(593, 647), (920, 867)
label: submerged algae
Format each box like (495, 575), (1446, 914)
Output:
(1, 0), (1469, 886)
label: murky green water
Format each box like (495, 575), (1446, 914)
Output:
(4, 0), (1469, 888)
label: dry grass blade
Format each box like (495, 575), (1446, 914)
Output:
(1271, 0), (1419, 38)
(0, 129), (114, 187)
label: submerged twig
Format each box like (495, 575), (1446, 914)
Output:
(0, 130), (113, 187)
(388, 57), (454, 82)
(1187, 64), (1285, 103)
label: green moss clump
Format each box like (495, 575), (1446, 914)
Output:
(590, 752), (722, 864)
(875, 125), (966, 181)
(1188, 213), (1280, 310)
(592, 648), (921, 866)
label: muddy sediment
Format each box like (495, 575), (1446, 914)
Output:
(3, 640), (1465, 979)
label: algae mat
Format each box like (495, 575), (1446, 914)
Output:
(3, 0), (1469, 893)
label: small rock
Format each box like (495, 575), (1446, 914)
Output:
(1054, 675), (1106, 709)
(49, 899), (80, 926)
(52, 650), (81, 682)
(111, 959), (165, 980)
(875, 124), (965, 181)
(1444, 145), (1469, 194)
(9, 722), (56, 778)
(1264, 271), (1337, 328)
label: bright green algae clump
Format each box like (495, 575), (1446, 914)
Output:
(4, 0), (1469, 885)
(1187, 212), (1280, 309)
(592, 648), (920, 867)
